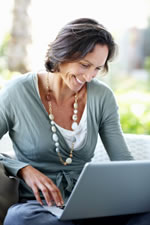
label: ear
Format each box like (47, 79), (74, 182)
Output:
(56, 63), (61, 72)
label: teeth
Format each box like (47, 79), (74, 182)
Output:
(76, 77), (84, 84)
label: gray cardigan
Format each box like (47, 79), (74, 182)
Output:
(0, 72), (133, 201)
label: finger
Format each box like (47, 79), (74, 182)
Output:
(40, 185), (53, 206)
(55, 186), (64, 205)
(47, 183), (64, 206)
(32, 185), (43, 205)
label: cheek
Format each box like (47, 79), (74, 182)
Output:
(59, 64), (71, 74)
(72, 67), (85, 75)
(61, 64), (84, 75)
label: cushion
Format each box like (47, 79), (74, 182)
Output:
(0, 162), (19, 223)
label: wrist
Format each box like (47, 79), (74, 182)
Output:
(18, 165), (31, 178)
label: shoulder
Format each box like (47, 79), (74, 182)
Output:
(88, 78), (118, 112)
(0, 72), (36, 102)
(88, 78), (115, 98)
(1, 72), (35, 94)
(6, 72), (35, 90)
(87, 79), (119, 124)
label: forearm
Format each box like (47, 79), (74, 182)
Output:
(0, 153), (29, 176)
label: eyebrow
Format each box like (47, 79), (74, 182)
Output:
(81, 59), (104, 68)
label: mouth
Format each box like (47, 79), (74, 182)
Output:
(75, 77), (84, 85)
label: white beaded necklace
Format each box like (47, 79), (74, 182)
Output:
(46, 74), (78, 166)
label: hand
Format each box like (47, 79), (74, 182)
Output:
(18, 165), (64, 207)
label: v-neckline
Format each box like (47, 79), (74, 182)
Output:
(31, 72), (90, 152)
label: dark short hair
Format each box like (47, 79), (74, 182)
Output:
(45, 18), (117, 73)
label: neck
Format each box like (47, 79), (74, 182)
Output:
(48, 72), (82, 104)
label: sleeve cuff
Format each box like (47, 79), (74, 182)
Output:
(0, 154), (29, 176)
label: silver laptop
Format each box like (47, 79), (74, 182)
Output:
(44, 160), (150, 220)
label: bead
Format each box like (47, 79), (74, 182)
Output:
(51, 126), (56, 132)
(72, 114), (77, 121)
(66, 158), (72, 164)
(56, 147), (59, 153)
(49, 114), (54, 120)
(72, 122), (78, 130)
(74, 102), (78, 109)
(55, 142), (59, 147)
(74, 109), (78, 114)
(53, 133), (58, 142)
(45, 80), (79, 166)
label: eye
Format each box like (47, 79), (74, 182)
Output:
(96, 66), (104, 71)
(80, 63), (90, 68)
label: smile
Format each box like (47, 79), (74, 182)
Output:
(76, 77), (84, 85)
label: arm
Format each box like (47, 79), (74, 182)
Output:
(0, 153), (64, 206)
(18, 165), (64, 206)
(99, 89), (134, 161)
(0, 82), (64, 206)
(0, 87), (30, 176)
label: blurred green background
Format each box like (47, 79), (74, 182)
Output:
(0, 0), (150, 135)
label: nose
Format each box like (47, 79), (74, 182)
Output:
(83, 71), (97, 82)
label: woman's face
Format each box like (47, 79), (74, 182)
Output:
(59, 44), (109, 92)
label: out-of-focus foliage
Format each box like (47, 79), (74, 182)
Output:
(0, 33), (10, 73)
(116, 91), (150, 134)
(0, 33), (10, 57)
(0, 34), (19, 88)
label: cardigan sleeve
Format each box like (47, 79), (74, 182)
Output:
(0, 85), (29, 176)
(99, 88), (134, 161)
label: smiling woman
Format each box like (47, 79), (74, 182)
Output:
(1, 18), (148, 225)
(58, 44), (109, 92)
(45, 18), (116, 74)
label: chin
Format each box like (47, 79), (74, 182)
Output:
(73, 85), (84, 93)
(69, 78), (85, 92)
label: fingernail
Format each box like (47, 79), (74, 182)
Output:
(57, 202), (61, 206)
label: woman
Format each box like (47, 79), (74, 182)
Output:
(0, 18), (148, 225)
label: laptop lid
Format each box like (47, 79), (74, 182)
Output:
(44, 160), (150, 220)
